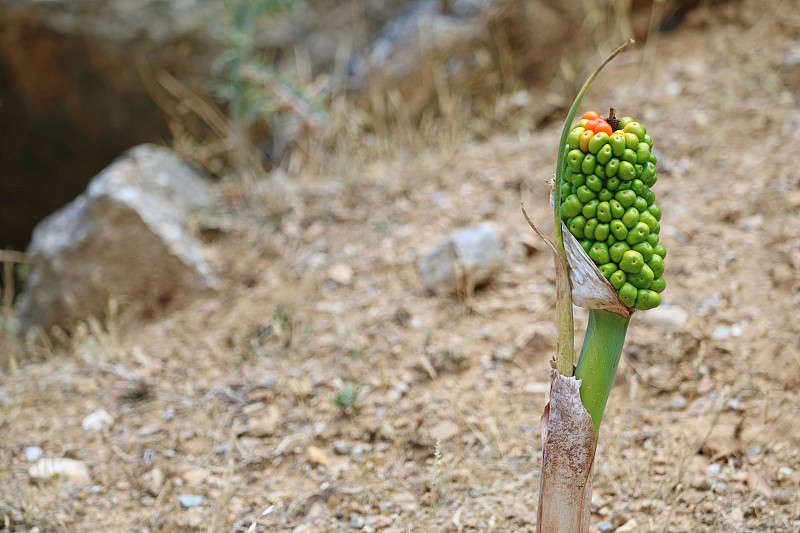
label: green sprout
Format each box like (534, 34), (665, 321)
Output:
(331, 381), (361, 415)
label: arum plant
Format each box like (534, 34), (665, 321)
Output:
(523, 39), (668, 532)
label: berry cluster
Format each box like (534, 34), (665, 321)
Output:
(559, 111), (666, 310)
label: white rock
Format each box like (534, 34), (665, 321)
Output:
(82, 410), (114, 431)
(29, 458), (90, 485)
(24, 446), (43, 462)
(19, 144), (218, 331)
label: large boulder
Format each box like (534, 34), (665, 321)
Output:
(18, 144), (218, 332)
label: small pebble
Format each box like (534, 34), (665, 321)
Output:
(24, 446), (43, 462)
(668, 395), (687, 410)
(333, 440), (351, 455)
(597, 521), (614, 532)
(178, 494), (203, 508)
(81, 410), (113, 431)
(779, 466), (794, 476)
(773, 488), (794, 505)
(746, 445), (762, 456)
(712, 326), (731, 341)
(665, 81), (683, 96)
(350, 515), (366, 528)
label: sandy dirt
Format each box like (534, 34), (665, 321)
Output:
(2, 1), (800, 531)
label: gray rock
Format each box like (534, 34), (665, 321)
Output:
(418, 225), (504, 295)
(19, 144), (218, 332)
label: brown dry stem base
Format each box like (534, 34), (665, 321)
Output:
(537, 369), (597, 533)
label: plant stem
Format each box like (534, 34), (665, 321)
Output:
(552, 39), (634, 377)
(574, 308), (630, 436)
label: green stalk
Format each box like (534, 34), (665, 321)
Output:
(574, 309), (630, 436)
(552, 39), (634, 377)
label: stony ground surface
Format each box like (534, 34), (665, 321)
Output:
(3, 1), (800, 531)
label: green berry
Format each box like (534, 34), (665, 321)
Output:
(618, 116), (634, 129)
(567, 127), (585, 150)
(609, 133), (626, 157)
(560, 182), (572, 200)
(636, 142), (651, 164)
(630, 179), (644, 195)
(618, 282), (638, 307)
(618, 161), (636, 181)
(588, 132), (610, 154)
(589, 242), (610, 265)
(646, 232), (660, 246)
(647, 254), (664, 278)
(561, 194), (583, 218)
(596, 201), (613, 223)
(632, 242), (654, 262)
(638, 211), (659, 233)
(597, 188), (614, 202)
(582, 199), (599, 219)
(650, 276), (666, 293)
(595, 164), (606, 180)
(599, 263), (618, 280)
(615, 189), (636, 208)
(606, 176), (621, 191)
(621, 207), (640, 228)
(609, 241), (630, 263)
(605, 158), (620, 178)
(609, 270), (626, 290)
(594, 222), (610, 241)
(569, 216), (587, 239)
(624, 132), (639, 150)
(567, 149), (584, 173)
(625, 222), (650, 245)
(584, 218), (599, 240)
(586, 174), (603, 192)
(628, 263), (655, 289)
(635, 289), (660, 310)
(623, 121), (646, 141)
(596, 144), (613, 165)
(609, 199), (625, 219)
(621, 148), (637, 165)
(647, 203), (661, 221)
(610, 220), (628, 241)
(581, 153), (597, 175)
(640, 162), (656, 186)
(576, 185), (596, 203)
(633, 196), (648, 213)
(619, 250), (644, 274)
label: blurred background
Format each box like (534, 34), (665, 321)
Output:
(0, 0), (704, 251)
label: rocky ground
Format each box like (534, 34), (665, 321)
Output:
(3, 0), (800, 531)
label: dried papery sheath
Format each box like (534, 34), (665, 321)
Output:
(561, 222), (631, 318)
(536, 369), (596, 533)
